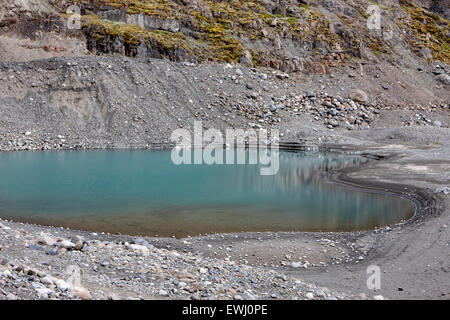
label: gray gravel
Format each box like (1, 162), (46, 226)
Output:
(0, 219), (355, 300)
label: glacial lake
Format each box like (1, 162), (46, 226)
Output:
(0, 150), (415, 237)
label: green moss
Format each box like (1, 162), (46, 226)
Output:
(300, 8), (344, 53)
(368, 36), (388, 54)
(369, 1), (394, 11)
(190, 10), (244, 62)
(260, 13), (273, 24)
(83, 14), (191, 52)
(75, 0), (348, 65)
(398, 0), (449, 64)
(76, 0), (176, 19)
(300, 4), (310, 11)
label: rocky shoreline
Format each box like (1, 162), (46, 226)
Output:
(1, 135), (449, 300)
(0, 216), (360, 300)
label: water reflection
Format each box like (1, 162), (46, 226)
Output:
(0, 150), (415, 237)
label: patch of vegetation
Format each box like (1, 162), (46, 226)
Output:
(192, 11), (244, 62)
(368, 36), (388, 55)
(300, 8), (343, 53)
(83, 14), (194, 55)
(76, 0), (178, 19)
(369, 1), (394, 11)
(398, 0), (450, 64)
(74, 0), (347, 64)
(300, 4), (310, 11)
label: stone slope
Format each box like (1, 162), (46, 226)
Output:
(0, 55), (448, 152)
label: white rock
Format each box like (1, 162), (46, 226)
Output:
(60, 240), (75, 249)
(438, 187), (450, 195)
(38, 232), (57, 246)
(158, 289), (169, 297)
(5, 293), (18, 300)
(373, 295), (385, 300)
(73, 286), (92, 300)
(349, 89), (368, 103)
(433, 120), (442, 127)
(40, 276), (54, 286)
(2, 270), (12, 278)
(36, 287), (53, 299)
(74, 240), (84, 250)
(436, 74), (450, 85)
(54, 279), (70, 290)
(0, 223), (11, 231)
(306, 292), (314, 300)
(129, 244), (149, 256)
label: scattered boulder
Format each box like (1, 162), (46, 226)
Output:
(433, 120), (442, 127)
(239, 50), (253, 68)
(74, 240), (84, 251)
(305, 292), (314, 300)
(54, 279), (70, 291)
(73, 287), (92, 300)
(438, 186), (450, 195)
(355, 292), (368, 300)
(45, 248), (59, 256)
(128, 244), (150, 257)
(59, 240), (75, 250)
(329, 119), (339, 127)
(304, 91), (316, 98)
(37, 232), (57, 246)
(436, 74), (450, 86)
(40, 276), (54, 286)
(28, 243), (44, 251)
(420, 47), (433, 60)
(36, 287), (53, 299)
(349, 89), (368, 103)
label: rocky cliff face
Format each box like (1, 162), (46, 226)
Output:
(1, 0), (449, 74)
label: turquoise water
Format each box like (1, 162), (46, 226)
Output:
(0, 150), (415, 237)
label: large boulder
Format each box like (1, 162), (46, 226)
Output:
(436, 74), (450, 86)
(239, 50), (253, 68)
(349, 89), (368, 103)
